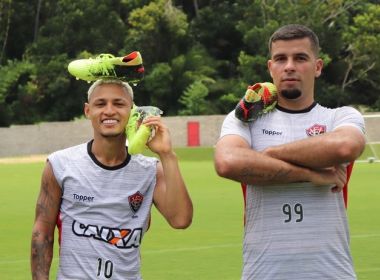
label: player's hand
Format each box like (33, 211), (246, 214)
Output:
(309, 165), (347, 192)
(330, 165), (347, 193)
(143, 116), (173, 156)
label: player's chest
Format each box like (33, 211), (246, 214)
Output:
(250, 114), (333, 150)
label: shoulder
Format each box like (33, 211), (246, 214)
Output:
(335, 106), (363, 116)
(323, 105), (365, 133)
(50, 142), (87, 157)
(315, 104), (361, 116)
(333, 106), (364, 124)
(48, 142), (88, 168)
(222, 110), (249, 130)
(220, 111), (252, 139)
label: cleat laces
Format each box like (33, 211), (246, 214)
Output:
(89, 54), (116, 77)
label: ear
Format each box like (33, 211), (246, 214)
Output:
(315, 58), (323, 78)
(84, 103), (90, 118)
(267, 60), (273, 78)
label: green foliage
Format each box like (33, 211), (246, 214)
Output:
(30, 0), (126, 58)
(341, 3), (380, 107)
(143, 62), (173, 111)
(0, 60), (37, 126)
(238, 51), (270, 84)
(34, 53), (85, 121)
(190, 2), (244, 60)
(125, 0), (189, 64)
(0, 0), (379, 125)
(179, 80), (210, 115)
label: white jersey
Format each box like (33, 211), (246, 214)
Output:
(48, 140), (158, 280)
(220, 103), (365, 280)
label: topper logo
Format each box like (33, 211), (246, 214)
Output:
(262, 128), (282, 136)
(73, 193), (95, 202)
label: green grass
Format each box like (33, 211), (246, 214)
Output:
(0, 148), (379, 279)
(143, 146), (215, 161)
(361, 143), (380, 160)
(347, 163), (380, 279)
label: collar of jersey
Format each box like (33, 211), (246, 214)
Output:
(275, 101), (317, 114)
(87, 139), (131, 170)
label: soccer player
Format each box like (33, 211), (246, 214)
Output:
(31, 79), (193, 280)
(214, 24), (365, 280)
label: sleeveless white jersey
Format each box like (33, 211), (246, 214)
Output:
(220, 103), (365, 280)
(48, 140), (158, 280)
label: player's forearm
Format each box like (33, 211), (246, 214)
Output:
(214, 146), (313, 185)
(31, 227), (54, 280)
(159, 151), (193, 229)
(264, 129), (365, 168)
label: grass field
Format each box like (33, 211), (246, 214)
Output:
(0, 147), (379, 279)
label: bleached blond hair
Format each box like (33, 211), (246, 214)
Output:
(87, 79), (134, 101)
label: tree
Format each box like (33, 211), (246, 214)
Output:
(125, 0), (189, 64)
(22, 0), (128, 122)
(142, 62), (173, 110)
(0, 0), (12, 64)
(179, 80), (209, 115)
(341, 3), (380, 108)
(0, 0), (379, 125)
(0, 59), (37, 126)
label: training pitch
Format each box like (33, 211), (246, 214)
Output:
(0, 147), (379, 279)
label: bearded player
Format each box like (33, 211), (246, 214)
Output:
(215, 24), (365, 280)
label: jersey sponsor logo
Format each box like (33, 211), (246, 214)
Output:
(72, 220), (142, 249)
(73, 193), (95, 202)
(306, 124), (326, 136)
(128, 191), (144, 213)
(262, 128), (282, 136)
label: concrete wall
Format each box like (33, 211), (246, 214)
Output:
(1, 114), (379, 158)
(0, 115), (225, 157)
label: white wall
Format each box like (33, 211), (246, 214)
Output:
(0, 115), (226, 157)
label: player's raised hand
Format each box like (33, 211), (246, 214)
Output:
(126, 105), (163, 155)
(143, 116), (173, 156)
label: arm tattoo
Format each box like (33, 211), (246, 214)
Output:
(31, 230), (54, 280)
(31, 167), (58, 280)
(36, 172), (57, 222)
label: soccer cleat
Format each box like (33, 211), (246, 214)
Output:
(235, 82), (277, 122)
(126, 105), (163, 155)
(67, 51), (144, 84)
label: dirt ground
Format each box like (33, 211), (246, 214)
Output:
(0, 154), (47, 164)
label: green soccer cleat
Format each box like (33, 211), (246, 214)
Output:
(126, 105), (163, 155)
(68, 51), (144, 84)
(235, 82), (277, 122)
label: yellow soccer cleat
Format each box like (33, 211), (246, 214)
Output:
(235, 82), (277, 122)
(126, 105), (163, 155)
(68, 51), (144, 84)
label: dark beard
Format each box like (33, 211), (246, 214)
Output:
(281, 89), (302, 100)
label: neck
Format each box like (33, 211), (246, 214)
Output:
(91, 135), (127, 167)
(276, 101), (317, 113)
(277, 95), (315, 111)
